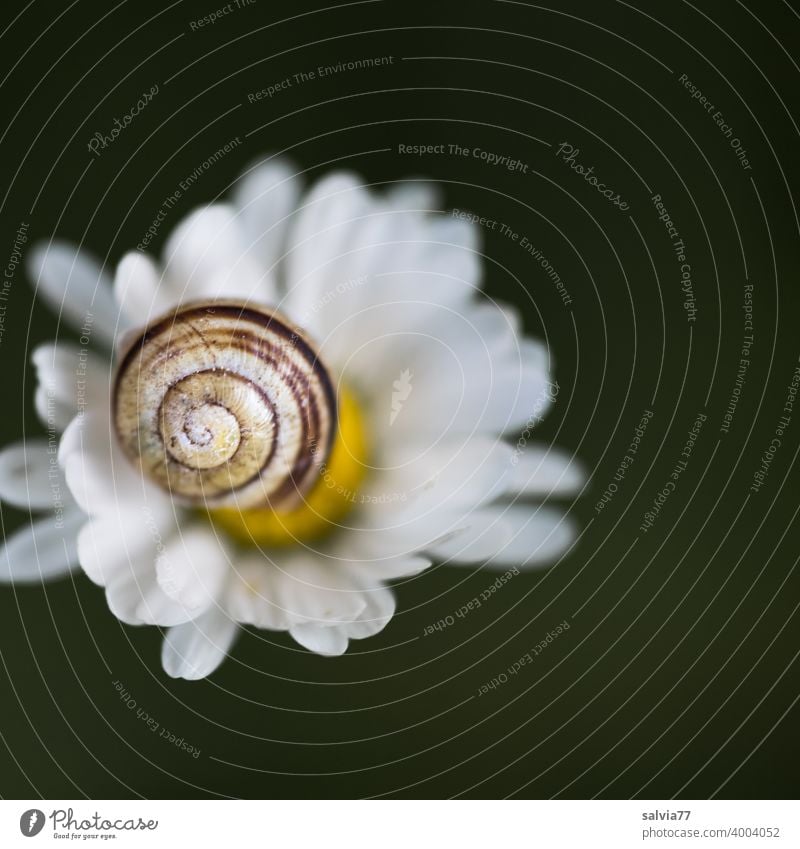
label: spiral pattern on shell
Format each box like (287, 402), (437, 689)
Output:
(113, 301), (337, 510)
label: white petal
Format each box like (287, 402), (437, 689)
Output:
(345, 437), (517, 566)
(288, 201), (481, 374)
(162, 204), (268, 303)
(335, 203), (480, 313)
(386, 214), (481, 304)
(325, 534), (432, 581)
(272, 555), (367, 626)
(344, 498), (472, 562)
(489, 506), (576, 567)
(63, 448), (136, 517)
(114, 252), (178, 324)
(0, 509), (85, 584)
(0, 439), (70, 511)
(161, 606), (238, 680)
(155, 527), (228, 616)
(374, 436), (515, 509)
(339, 583), (395, 640)
(233, 158), (300, 289)
(327, 294), (549, 443)
(283, 173), (372, 328)
(441, 505), (576, 569)
(103, 565), (154, 624)
(350, 438), (524, 562)
(60, 411), (171, 521)
(27, 241), (123, 345)
(58, 408), (109, 467)
(32, 342), (109, 432)
(505, 447), (584, 497)
(34, 386), (76, 434)
(105, 559), (198, 627)
(289, 623), (349, 656)
(395, 309), (553, 436)
(426, 510), (514, 564)
(342, 550), (432, 581)
(77, 510), (163, 587)
(385, 181), (441, 212)
(225, 557), (291, 630)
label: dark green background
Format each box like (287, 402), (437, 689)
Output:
(0, 0), (798, 799)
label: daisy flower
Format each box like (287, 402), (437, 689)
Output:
(0, 159), (582, 679)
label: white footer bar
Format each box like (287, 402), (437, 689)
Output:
(2, 799), (796, 848)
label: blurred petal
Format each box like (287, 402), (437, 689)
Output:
(287, 190), (481, 376)
(427, 510), (514, 564)
(375, 436), (515, 509)
(0, 439), (69, 511)
(105, 559), (199, 627)
(385, 181), (441, 212)
(114, 251), (178, 323)
(162, 607), (238, 680)
(505, 447), (584, 497)
(440, 505), (576, 569)
(403, 328), (553, 436)
(289, 623), (349, 656)
(225, 558), (291, 631)
(339, 549), (432, 581)
(488, 506), (576, 567)
(32, 342), (109, 432)
(283, 172), (372, 329)
(60, 411), (172, 524)
(233, 158), (301, 287)
(155, 526), (229, 616)
(162, 204), (268, 303)
(339, 583), (395, 640)
(77, 511), (160, 587)
(271, 555), (367, 626)
(0, 509), (85, 583)
(27, 241), (122, 346)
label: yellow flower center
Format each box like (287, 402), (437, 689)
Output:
(207, 388), (368, 546)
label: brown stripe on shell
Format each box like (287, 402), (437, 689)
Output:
(113, 300), (337, 510)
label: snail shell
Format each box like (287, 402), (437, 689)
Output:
(113, 301), (337, 510)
